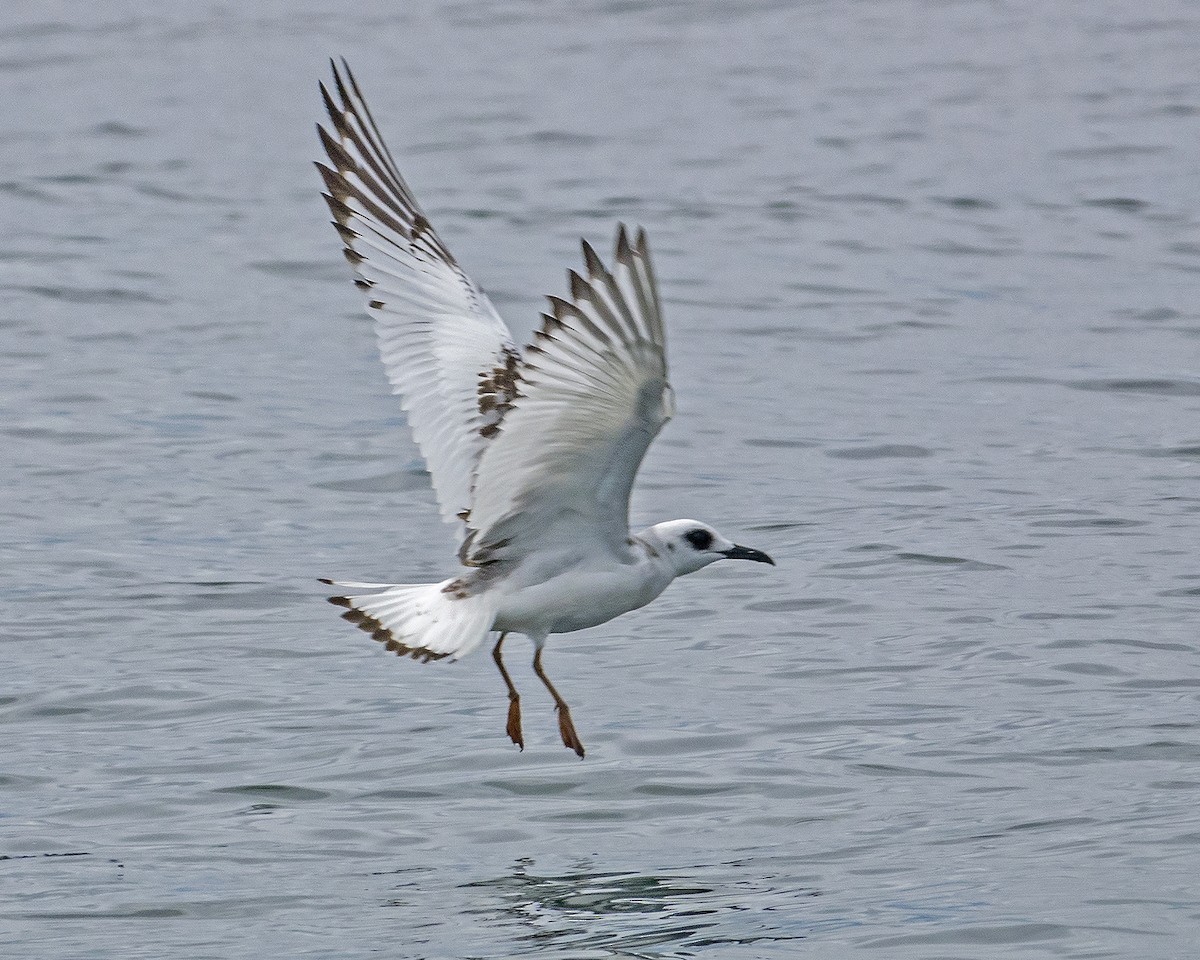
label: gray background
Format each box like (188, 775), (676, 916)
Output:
(3, 1), (1199, 957)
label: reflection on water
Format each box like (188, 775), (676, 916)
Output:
(463, 861), (810, 956)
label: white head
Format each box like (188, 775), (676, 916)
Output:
(641, 519), (775, 577)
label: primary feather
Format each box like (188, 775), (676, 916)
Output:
(316, 60), (673, 567)
(466, 227), (673, 565)
(316, 60), (517, 535)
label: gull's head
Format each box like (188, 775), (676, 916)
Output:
(644, 519), (775, 576)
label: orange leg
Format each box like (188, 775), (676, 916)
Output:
(533, 647), (585, 759)
(492, 633), (523, 750)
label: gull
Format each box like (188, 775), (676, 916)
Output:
(315, 60), (774, 758)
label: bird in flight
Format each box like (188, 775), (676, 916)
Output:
(315, 60), (774, 758)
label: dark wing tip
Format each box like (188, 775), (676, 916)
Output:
(567, 268), (590, 301)
(329, 58), (353, 109)
(580, 237), (605, 276)
(635, 225), (651, 256)
(314, 161), (343, 195)
(316, 123), (346, 161)
(615, 222), (632, 259)
(339, 58), (371, 110)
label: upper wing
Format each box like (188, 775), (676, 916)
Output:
(315, 60), (518, 532)
(462, 226), (674, 565)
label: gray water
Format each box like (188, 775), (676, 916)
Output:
(4, 1), (1200, 957)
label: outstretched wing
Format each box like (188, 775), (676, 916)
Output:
(462, 226), (673, 565)
(315, 60), (519, 531)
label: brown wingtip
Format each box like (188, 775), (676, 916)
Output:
(327, 595), (352, 608)
(318, 577), (334, 585)
(314, 161), (343, 195)
(580, 237), (604, 276)
(317, 124), (354, 171)
(333, 222), (360, 245)
(567, 269), (590, 301)
(635, 225), (651, 256)
(615, 222), (632, 258)
(318, 82), (339, 124)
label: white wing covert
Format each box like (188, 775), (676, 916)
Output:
(463, 226), (673, 565)
(315, 60), (519, 532)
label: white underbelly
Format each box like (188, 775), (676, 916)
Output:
(493, 563), (672, 636)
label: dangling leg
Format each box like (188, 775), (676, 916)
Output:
(532, 647), (585, 758)
(492, 632), (523, 750)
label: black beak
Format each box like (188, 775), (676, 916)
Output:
(723, 544), (775, 566)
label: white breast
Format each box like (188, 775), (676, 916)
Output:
(492, 551), (675, 637)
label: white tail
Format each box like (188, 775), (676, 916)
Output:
(321, 578), (496, 662)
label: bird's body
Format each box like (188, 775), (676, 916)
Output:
(492, 534), (673, 637)
(315, 61), (774, 757)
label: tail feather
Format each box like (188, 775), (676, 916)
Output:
(323, 578), (495, 663)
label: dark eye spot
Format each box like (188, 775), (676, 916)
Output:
(685, 528), (713, 551)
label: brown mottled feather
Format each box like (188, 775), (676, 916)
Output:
(329, 593), (452, 663)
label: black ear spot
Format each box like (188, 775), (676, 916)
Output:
(685, 528), (714, 551)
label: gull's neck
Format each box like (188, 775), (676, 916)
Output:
(630, 528), (675, 575)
